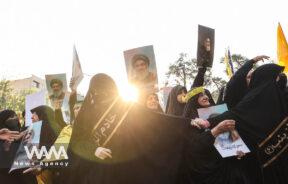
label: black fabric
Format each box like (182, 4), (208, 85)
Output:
(165, 85), (187, 116)
(65, 73), (119, 184)
(0, 110), (20, 131)
(183, 66), (215, 118)
(68, 73), (118, 158)
(277, 73), (287, 91)
(209, 64), (287, 148)
(191, 67), (207, 89)
(166, 67), (207, 117)
(66, 73), (189, 184)
(223, 60), (254, 109)
(69, 104), (188, 184)
(207, 64), (288, 184)
(0, 110), (20, 168)
(183, 89), (215, 119)
(30, 105), (61, 149)
(181, 101), (258, 184)
(180, 63), (280, 184)
(0, 110), (37, 184)
(178, 126), (259, 184)
(69, 91), (77, 122)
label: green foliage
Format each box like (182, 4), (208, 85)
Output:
(0, 79), (12, 110)
(165, 53), (227, 91)
(220, 54), (249, 72)
(165, 53), (252, 101)
(0, 79), (36, 113)
(165, 53), (198, 88)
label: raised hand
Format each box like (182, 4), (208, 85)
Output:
(252, 55), (270, 63)
(0, 128), (20, 142)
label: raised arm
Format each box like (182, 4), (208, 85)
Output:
(224, 55), (270, 108)
(191, 67), (207, 89)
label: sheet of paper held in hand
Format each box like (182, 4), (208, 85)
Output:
(197, 104), (250, 158)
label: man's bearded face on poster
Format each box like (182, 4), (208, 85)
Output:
(133, 59), (149, 80)
(50, 79), (63, 97)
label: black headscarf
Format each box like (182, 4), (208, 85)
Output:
(65, 74), (191, 184)
(63, 73), (119, 184)
(0, 110), (20, 131)
(278, 73), (288, 109)
(180, 91), (257, 184)
(0, 110), (20, 169)
(234, 64), (287, 144)
(69, 73), (118, 154)
(277, 73), (287, 91)
(223, 60), (254, 109)
(30, 105), (60, 149)
(69, 74), (117, 153)
(208, 64), (288, 149)
(165, 85), (187, 116)
(183, 88), (215, 119)
(0, 110), (37, 184)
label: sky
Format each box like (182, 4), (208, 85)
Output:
(1, 0), (288, 94)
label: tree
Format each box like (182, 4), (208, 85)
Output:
(0, 79), (13, 110)
(0, 79), (36, 112)
(165, 53), (197, 88)
(165, 53), (227, 91)
(220, 54), (249, 72)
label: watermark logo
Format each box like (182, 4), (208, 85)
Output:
(24, 145), (68, 160)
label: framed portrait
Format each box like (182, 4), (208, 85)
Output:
(123, 45), (158, 93)
(197, 25), (215, 67)
(45, 73), (68, 109)
(45, 73), (68, 96)
(198, 104), (250, 158)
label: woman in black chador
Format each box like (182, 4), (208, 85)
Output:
(203, 64), (288, 184)
(180, 87), (250, 184)
(181, 91), (254, 184)
(0, 110), (37, 184)
(217, 55), (270, 108)
(165, 65), (210, 117)
(180, 65), (286, 184)
(30, 105), (62, 150)
(183, 65), (215, 119)
(65, 73), (119, 184)
(165, 85), (187, 116)
(66, 73), (195, 184)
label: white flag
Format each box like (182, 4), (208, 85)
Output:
(71, 45), (84, 90)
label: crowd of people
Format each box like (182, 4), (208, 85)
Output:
(1, 54), (288, 184)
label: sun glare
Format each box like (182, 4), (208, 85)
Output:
(119, 83), (139, 102)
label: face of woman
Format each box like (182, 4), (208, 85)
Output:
(146, 95), (159, 110)
(177, 90), (187, 104)
(197, 93), (210, 107)
(90, 88), (116, 105)
(31, 112), (39, 123)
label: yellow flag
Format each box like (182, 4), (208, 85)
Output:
(224, 49), (233, 78)
(277, 23), (288, 73)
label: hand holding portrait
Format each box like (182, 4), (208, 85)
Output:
(211, 120), (235, 137)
